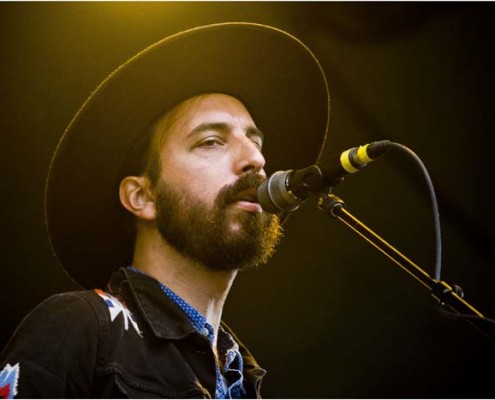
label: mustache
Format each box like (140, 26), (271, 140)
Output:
(217, 173), (265, 208)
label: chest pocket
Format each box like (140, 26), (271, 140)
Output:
(95, 368), (211, 399)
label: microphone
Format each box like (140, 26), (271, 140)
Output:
(258, 140), (390, 213)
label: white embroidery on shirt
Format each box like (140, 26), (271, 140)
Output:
(95, 289), (142, 336)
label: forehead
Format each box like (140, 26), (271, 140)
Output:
(154, 93), (256, 142)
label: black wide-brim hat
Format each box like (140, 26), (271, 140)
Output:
(45, 22), (330, 289)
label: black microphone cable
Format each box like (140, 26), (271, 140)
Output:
(386, 142), (442, 282)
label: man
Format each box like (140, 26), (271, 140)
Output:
(0, 23), (329, 398)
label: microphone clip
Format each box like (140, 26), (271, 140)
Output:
(288, 164), (329, 199)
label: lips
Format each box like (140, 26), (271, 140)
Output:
(231, 187), (263, 213)
(220, 173), (265, 213)
(232, 187), (259, 204)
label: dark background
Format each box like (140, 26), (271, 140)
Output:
(2, 2), (495, 398)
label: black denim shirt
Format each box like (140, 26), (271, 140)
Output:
(0, 268), (266, 398)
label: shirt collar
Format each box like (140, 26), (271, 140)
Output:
(107, 267), (197, 340)
(127, 266), (216, 343)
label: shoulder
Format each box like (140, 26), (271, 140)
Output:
(12, 289), (141, 336)
(0, 289), (131, 355)
(1, 290), (104, 353)
(16, 290), (102, 329)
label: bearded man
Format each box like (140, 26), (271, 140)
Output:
(0, 23), (329, 398)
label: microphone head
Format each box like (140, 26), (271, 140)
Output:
(257, 171), (303, 214)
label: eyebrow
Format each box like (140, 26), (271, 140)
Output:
(187, 122), (264, 143)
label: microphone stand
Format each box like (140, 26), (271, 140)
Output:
(317, 190), (495, 342)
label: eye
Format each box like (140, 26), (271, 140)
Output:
(198, 137), (224, 148)
(250, 136), (263, 151)
(251, 138), (263, 150)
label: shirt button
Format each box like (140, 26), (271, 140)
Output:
(201, 327), (210, 337)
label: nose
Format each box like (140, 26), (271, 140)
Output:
(234, 136), (266, 176)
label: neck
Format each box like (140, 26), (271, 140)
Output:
(132, 224), (238, 340)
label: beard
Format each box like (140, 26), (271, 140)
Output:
(154, 173), (283, 271)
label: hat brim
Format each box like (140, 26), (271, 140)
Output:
(45, 22), (330, 289)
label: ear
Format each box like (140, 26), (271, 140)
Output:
(119, 176), (156, 221)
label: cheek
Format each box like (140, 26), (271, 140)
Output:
(160, 151), (233, 205)
(162, 165), (222, 205)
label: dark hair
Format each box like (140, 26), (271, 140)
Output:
(119, 124), (158, 185)
(120, 94), (204, 188)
